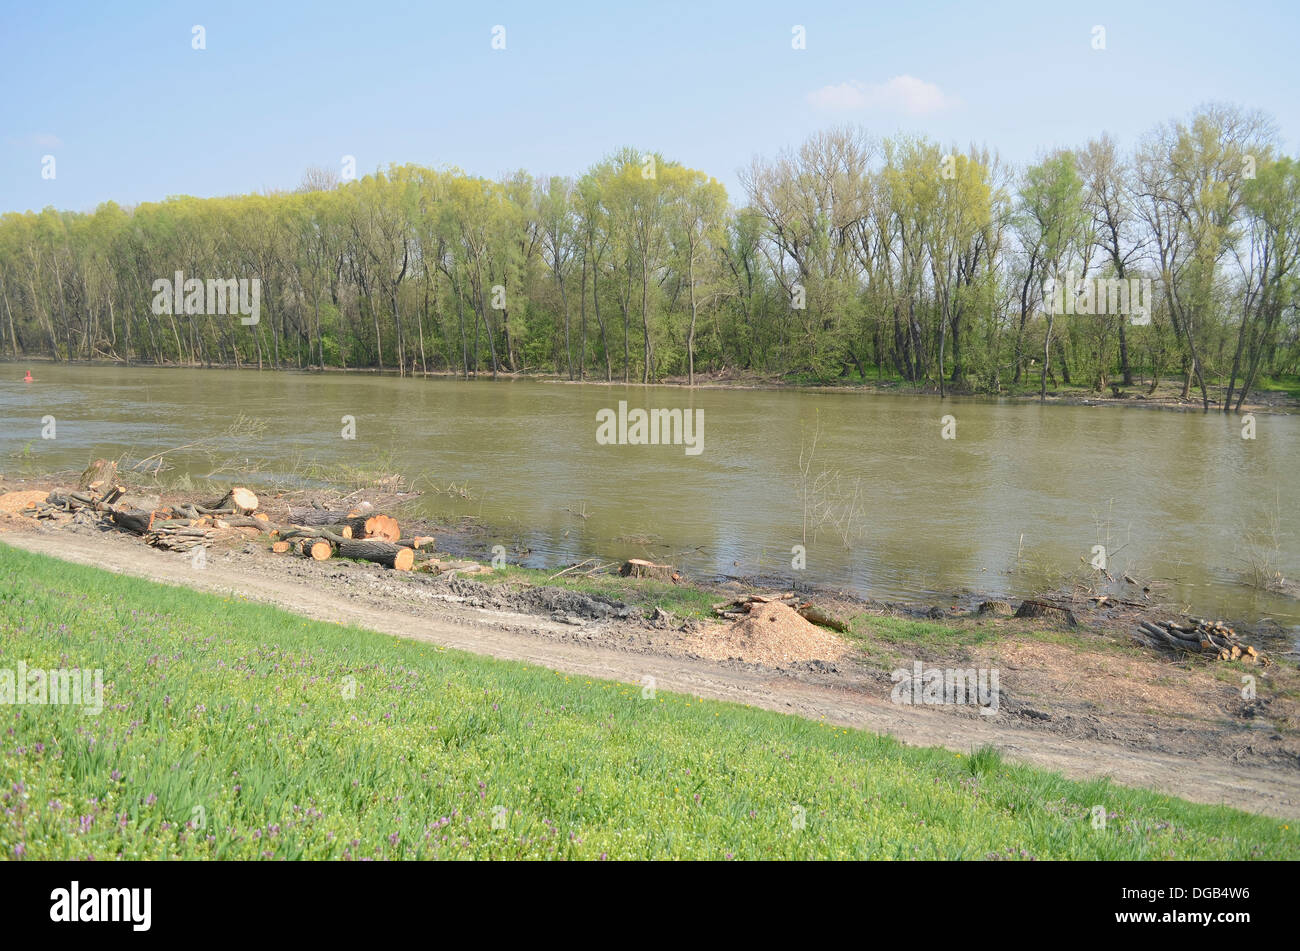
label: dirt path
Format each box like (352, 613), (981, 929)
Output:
(5, 527), (1299, 819)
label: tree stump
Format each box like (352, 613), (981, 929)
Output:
(204, 487), (259, 515)
(1014, 599), (1079, 627)
(619, 559), (679, 582)
(78, 459), (118, 493)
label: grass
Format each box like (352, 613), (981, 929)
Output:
(848, 616), (1001, 652)
(0, 541), (1295, 860)
(1256, 374), (1300, 400)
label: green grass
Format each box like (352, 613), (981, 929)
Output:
(848, 616), (1001, 652)
(0, 542), (1294, 860)
(1257, 375), (1300, 399)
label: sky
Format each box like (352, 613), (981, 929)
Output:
(3, 0), (1298, 215)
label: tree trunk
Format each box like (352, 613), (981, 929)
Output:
(338, 539), (414, 570)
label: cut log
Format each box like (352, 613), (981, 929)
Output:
(796, 603), (850, 633)
(337, 539), (414, 570)
(109, 507), (156, 535)
(203, 487), (259, 515)
(305, 539), (334, 561)
(341, 513), (400, 543)
(216, 514), (279, 534)
(286, 508), (356, 527)
(271, 541), (291, 554)
(619, 559), (679, 582)
(396, 535), (437, 550)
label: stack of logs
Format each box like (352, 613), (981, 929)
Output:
(1135, 618), (1261, 663)
(24, 477), (428, 572)
(712, 592), (850, 633)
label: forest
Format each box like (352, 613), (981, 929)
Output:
(1, 103), (1296, 410)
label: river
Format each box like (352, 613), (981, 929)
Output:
(2, 364), (1297, 629)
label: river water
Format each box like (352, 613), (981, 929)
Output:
(2, 364), (1297, 628)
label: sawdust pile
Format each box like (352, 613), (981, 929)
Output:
(687, 600), (848, 667)
(0, 491), (49, 515)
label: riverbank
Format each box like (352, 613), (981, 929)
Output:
(3, 543), (1293, 858)
(5, 356), (1296, 415)
(3, 479), (1298, 819)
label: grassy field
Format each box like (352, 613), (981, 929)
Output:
(0, 542), (1294, 860)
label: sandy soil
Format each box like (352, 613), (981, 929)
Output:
(2, 508), (1297, 819)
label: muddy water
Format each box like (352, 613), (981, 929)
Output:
(2, 364), (1297, 627)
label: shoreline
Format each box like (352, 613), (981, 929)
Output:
(4, 355), (1295, 415)
(4, 471), (1296, 649)
(3, 483), (1298, 819)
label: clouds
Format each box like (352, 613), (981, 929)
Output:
(807, 75), (958, 116)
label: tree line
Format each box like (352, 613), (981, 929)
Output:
(2, 103), (1297, 410)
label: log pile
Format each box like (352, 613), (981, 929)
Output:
(29, 484), (233, 553)
(711, 592), (850, 633)
(18, 482), (429, 572)
(273, 522), (417, 570)
(1134, 618), (1262, 663)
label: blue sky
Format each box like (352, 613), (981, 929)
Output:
(3, 0), (1298, 214)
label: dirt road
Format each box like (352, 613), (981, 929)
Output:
(5, 526), (1299, 819)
